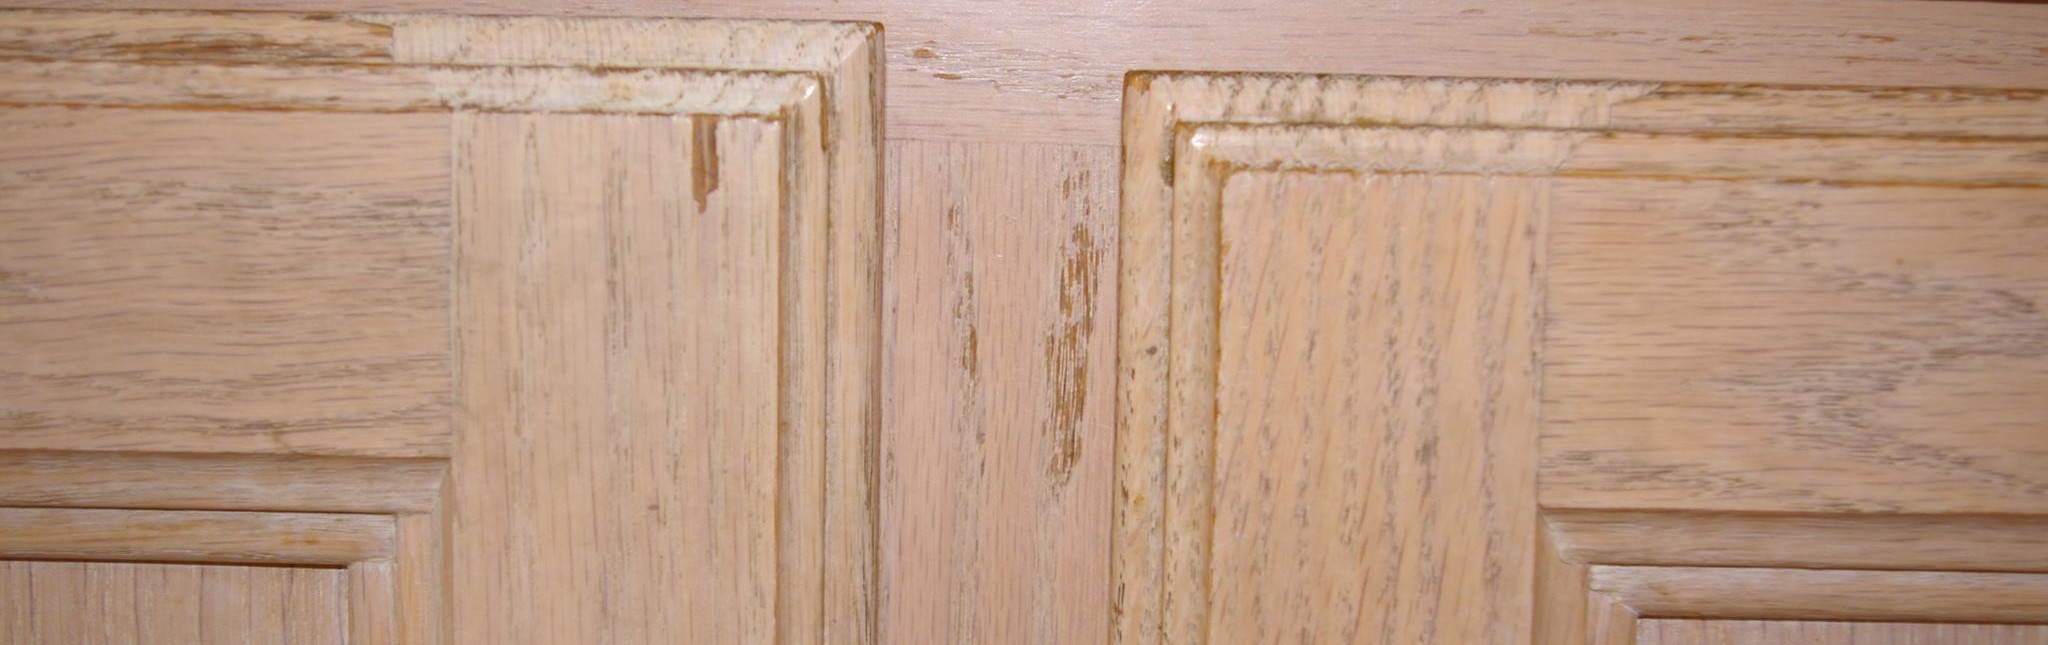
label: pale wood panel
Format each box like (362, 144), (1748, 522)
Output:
(453, 112), (791, 644)
(882, 140), (1115, 644)
(1544, 180), (2048, 514)
(14, 1), (2048, 144)
(1591, 566), (2048, 624)
(0, 107), (451, 458)
(0, 508), (394, 566)
(0, 451), (444, 514)
(1201, 170), (1541, 643)
(1638, 620), (2048, 645)
(0, 561), (345, 645)
(1545, 510), (2048, 573)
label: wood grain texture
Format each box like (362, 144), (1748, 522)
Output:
(0, 561), (347, 645)
(1120, 75), (1562, 644)
(1201, 170), (1542, 644)
(0, 508), (393, 566)
(11, 1), (2048, 144)
(1638, 620), (2048, 645)
(1545, 510), (2048, 573)
(882, 140), (1115, 644)
(1544, 180), (2048, 514)
(2, 11), (880, 644)
(1591, 566), (2048, 624)
(0, 107), (452, 458)
(0, 451), (445, 514)
(454, 112), (789, 644)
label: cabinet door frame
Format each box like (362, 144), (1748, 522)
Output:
(0, 10), (882, 643)
(1113, 72), (2048, 644)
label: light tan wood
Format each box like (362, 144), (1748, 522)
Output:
(882, 140), (1116, 643)
(1545, 510), (2048, 572)
(0, 561), (348, 645)
(0, 106), (452, 458)
(1638, 620), (2048, 645)
(13, 1), (2048, 145)
(0, 10), (881, 643)
(0, 451), (444, 514)
(1122, 71), (2048, 644)
(0, 507), (393, 565)
(1544, 178), (2048, 514)
(1591, 566), (2048, 624)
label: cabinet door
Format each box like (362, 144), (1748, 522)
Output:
(0, 10), (880, 644)
(1113, 74), (2048, 644)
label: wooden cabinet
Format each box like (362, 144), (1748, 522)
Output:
(3, 4), (2046, 644)
(1, 11), (879, 643)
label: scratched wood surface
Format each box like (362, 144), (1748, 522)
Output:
(11, 0), (2048, 144)
(882, 140), (1115, 643)
(0, 561), (347, 645)
(453, 112), (792, 644)
(1637, 620), (2048, 645)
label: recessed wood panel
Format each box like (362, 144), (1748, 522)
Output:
(0, 561), (346, 645)
(0, 107), (452, 458)
(1122, 72), (2048, 645)
(452, 112), (789, 643)
(0, 10), (882, 644)
(1203, 171), (1541, 643)
(1544, 180), (2048, 514)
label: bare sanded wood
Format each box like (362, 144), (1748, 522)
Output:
(1544, 180), (2048, 515)
(0, 561), (347, 645)
(0, 107), (452, 458)
(1591, 566), (2048, 624)
(1638, 620), (2048, 645)
(0, 508), (393, 566)
(453, 111), (789, 644)
(1125, 71), (2048, 644)
(12, 2), (2048, 144)
(2, 11), (881, 644)
(0, 451), (444, 514)
(1545, 510), (2048, 573)
(883, 140), (1115, 643)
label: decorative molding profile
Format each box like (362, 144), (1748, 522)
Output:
(1538, 510), (2048, 643)
(0, 451), (447, 644)
(0, 9), (882, 644)
(1113, 71), (2048, 644)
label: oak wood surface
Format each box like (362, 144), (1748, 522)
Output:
(0, 11), (883, 643)
(1122, 71), (2048, 644)
(0, 561), (348, 645)
(0, 507), (394, 566)
(9, 1), (2048, 144)
(0, 106), (452, 458)
(1637, 620), (2048, 645)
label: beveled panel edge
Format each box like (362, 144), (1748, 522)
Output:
(1117, 71), (2048, 645)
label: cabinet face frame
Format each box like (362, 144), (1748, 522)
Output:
(1113, 72), (2048, 644)
(0, 10), (882, 643)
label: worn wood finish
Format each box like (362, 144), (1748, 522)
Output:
(0, 10), (882, 644)
(0, 561), (348, 645)
(0, 508), (394, 566)
(1638, 620), (2048, 645)
(882, 140), (1116, 644)
(11, 1), (2048, 145)
(0, 451), (445, 514)
(1544, 178), (2048, 514)
(1122, 72), (2048, 644)
(1591, 566), (2048, 624)
(0, 106), (452, 458)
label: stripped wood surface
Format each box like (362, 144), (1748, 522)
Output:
(0, 561), (348, 645)
(10, 1), (2048, 143)
(0, 508), (394, 566)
